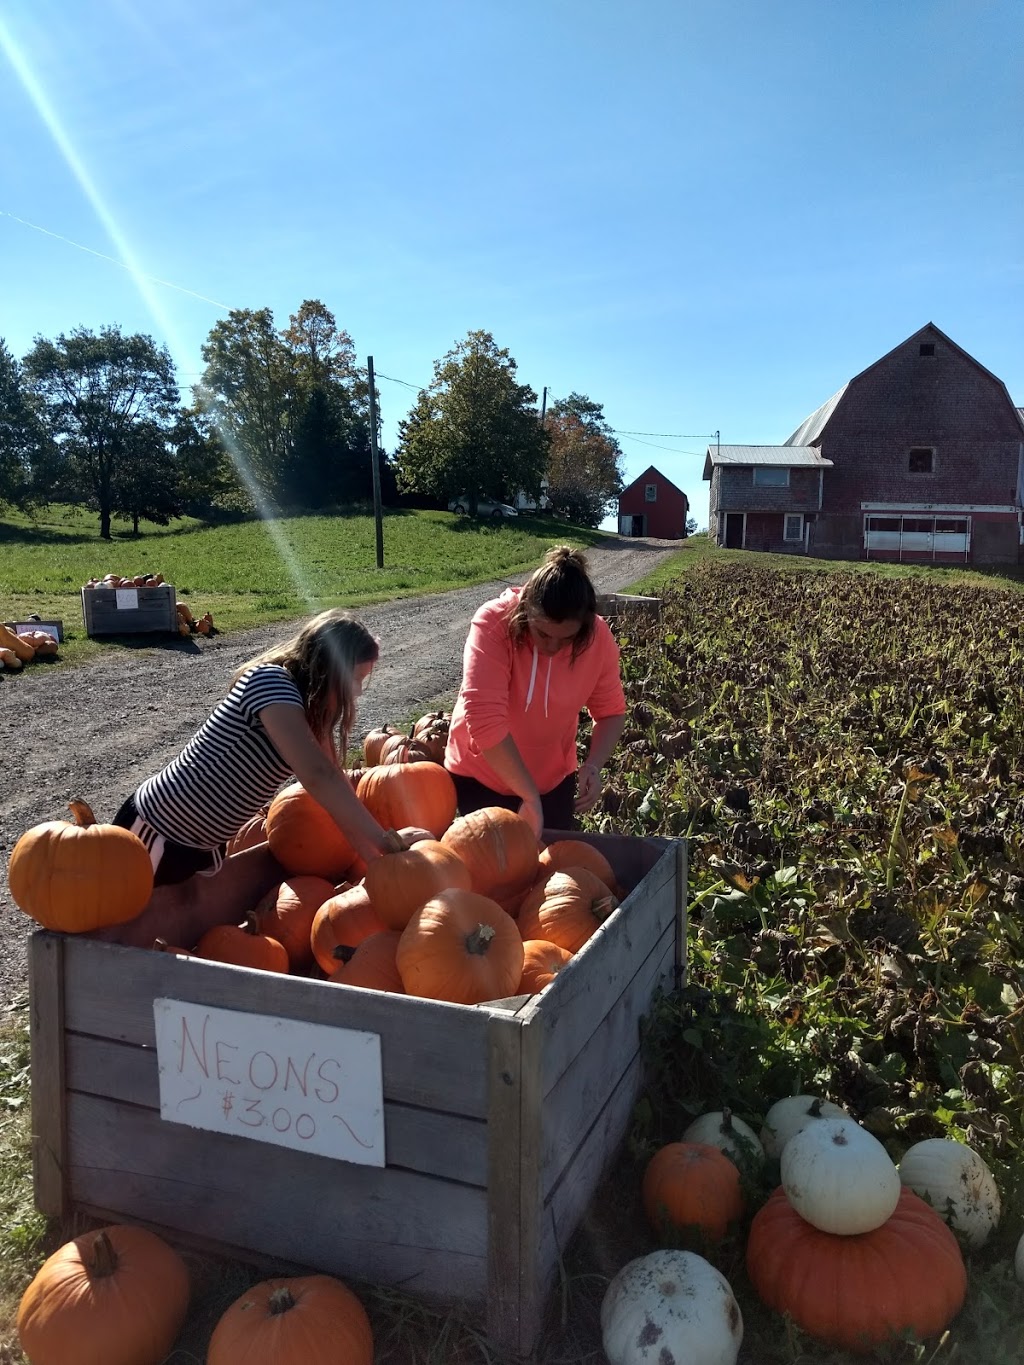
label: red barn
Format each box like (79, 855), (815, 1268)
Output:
(617, 465), (689, 539)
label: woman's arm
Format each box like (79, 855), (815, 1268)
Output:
(260, 703), (392, 862)
(575, 713), (626, 813)
(478, 735), (544, 837)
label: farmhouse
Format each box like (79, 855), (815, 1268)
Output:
(705, 324), (1024, 564)
(617, 465), (690, 539)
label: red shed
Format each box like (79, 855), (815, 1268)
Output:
(617, 465), (689, 539)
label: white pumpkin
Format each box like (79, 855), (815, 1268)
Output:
(601, 1249), (743, 1365)
(682, 1109), (764, 1169)
(1015, 1231), (1024, 1284)
(781, 1117), (901, 1235)
(759, 1094), (849, 1159)
(898, 1138), (1001, 1248)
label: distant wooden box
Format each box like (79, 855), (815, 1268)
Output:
(81, 584), (177, 636)
(28, 832), (686, 1359)
(3, 619), (64, 643)
(596, 592), (663, 623)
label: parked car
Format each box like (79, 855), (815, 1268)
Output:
(448, 495), (519, 518)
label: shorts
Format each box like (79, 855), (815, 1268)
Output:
(447, 770), (579, 833)
(112, 793), (226, 887)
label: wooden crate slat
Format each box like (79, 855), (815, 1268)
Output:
(68, 1092), (489, 1265)
(62, 938), (492, 1117)
(535, 845), (678, 1094)
(485, 1014), (523, 1347)
(64, 1033), (490, 1187)
(28, 933), (67, 1217)
(540, 930), (674, 1199)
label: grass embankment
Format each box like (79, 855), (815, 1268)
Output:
(0, 504), (614, 665)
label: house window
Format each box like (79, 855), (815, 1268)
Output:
(644, 483), (657, 502)
(919, 343), (935, 357)
(784, 514), (804, 542)
(752, 466), (790, 487)
(908, 447), (934, 474)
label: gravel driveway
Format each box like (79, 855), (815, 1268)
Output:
(0, 535), (680, 1004)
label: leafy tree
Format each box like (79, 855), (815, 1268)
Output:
(395, 330), (547, 508)
(22, 327), (180, 538)
(0, 339), (50, 510)
(173, 409), (242, 516)
(110, 420), (180, 535)
(686, 515), (698, 536)
(544, 393), (624, 527)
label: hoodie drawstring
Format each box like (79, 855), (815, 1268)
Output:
(524, 648), (552, 718)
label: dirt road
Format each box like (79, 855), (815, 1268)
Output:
(0, 535), (680, 1001)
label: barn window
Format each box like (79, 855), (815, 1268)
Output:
(644, 483), (657, 502)
(752, 466), (789, 487)
(919, 343), (935, 356)
(908, 447), (934, 474)
(784, 514), (804, 542)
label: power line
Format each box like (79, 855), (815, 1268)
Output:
(610, 428), (715, 438)
(375, 371), (428, 391)
(616, 434), (707, 456)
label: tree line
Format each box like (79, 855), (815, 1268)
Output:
(0, 300), (625, 538)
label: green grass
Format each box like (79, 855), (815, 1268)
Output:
(0, 504), (610, 664)
(0, 1008), (46, 1364)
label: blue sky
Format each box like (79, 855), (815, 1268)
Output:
(1, 0), (1021, 529)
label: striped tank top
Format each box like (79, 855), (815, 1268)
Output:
(135, 664), (304, 849)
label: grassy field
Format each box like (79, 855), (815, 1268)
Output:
(0, 504), (613, 663)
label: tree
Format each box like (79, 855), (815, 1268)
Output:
(395, 330), (547, 508)
(172, 408), (242, 516)
(0, 339), (50, 510)
(685, 515), (698, 536)
(110, 420), (181, 535)
(544, 393), (624, 527)
(22, 327), (180, 538)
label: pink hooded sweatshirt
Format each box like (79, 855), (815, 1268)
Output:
(445, 586), (626, 796)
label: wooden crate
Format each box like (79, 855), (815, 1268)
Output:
(28, 831), (685, 1359)
(81, 584), (178, 636)
(596, 592), (662, 623)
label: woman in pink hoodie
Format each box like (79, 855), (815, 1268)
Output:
(444, 546), (627, 837)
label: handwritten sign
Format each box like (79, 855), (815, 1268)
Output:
(153, 999), (385, 1166)
(115, 588), (139, 610)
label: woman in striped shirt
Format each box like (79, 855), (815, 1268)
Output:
(112, 609), (395, 887)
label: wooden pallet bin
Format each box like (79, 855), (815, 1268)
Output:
(28, 831), (686, 1359)
(81, 584), (178, 636)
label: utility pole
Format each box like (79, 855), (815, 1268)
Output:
(367, 356), (384, 569)
(539, 385), (547, 426)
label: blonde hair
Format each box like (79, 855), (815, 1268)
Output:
(508, 545), (597, 660)
(235, 609), (379, 760)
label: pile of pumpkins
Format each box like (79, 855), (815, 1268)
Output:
(7, 711), (625, 1006)
(82, 571), (167, 589)
(0, 620), (58, 672)
(603, 1094), (1010, 1363)
(16, 1221), (373, 1365)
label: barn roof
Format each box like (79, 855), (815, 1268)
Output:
(702, 445), (834, 480)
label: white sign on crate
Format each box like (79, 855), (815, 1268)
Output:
(153, 998), (385, 1166)
(115, 588), (139, 610)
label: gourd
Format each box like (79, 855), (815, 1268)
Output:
(357, 762), (457, 838)
(641, 1141), (744, 1244)
(377, 732), (436, 766)
(601, 1250), (743, 1365)
(0, 646), (23, 670)
(328, 931), (405, 993)
(682, 1109), (764, 1171)
(8, 799), (153, 932)
(0, 621), (36, 661)
(195, 914), (290, 973)
(266, 782), (357, 881)
(440, 806), (539, 903)
(255, 875), (335, 971)
(747, 1186), (967, 1351)
(516, 867), (618, 953)
(363, 839), (471, 930)
(397, 888), (525, 1005)
(519, 939), (573, 994)
(362, 724), (403, 766)
(310, 885), (385, 975)
(226, 809), (268, 856)
(781, 1117), (900, 1235)
(538, 838), (617, 891)
(897, 1137), (1001, 1247)
(17, 1224), (190, 1365)
(206, 1275), (372, 1365)
(759, 1094), (849, 1159)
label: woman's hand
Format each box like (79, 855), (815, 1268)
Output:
(518, 790), (544, 839)
(574, 761), (604, 814)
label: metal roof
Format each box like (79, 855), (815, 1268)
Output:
(702, 444), (834, 479)
(784, 384), (848, 446)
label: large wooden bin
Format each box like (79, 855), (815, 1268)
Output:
(28, 832), (685, 1358)
(81, 583), (178, 636)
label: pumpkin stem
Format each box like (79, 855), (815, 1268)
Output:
(382, 829), (405, 854)
(86, 1231), (119, 1279)
(267, 1286), (297, 1316)
(592, 895), (615, 923)
(808, 1098), (823, 1117)
(243, 912), (262, 935)
(721, 1107), (734, 1132)
(466, 923), (497, 956)
(333, 944), (357, 964)
(67, 798), (97, 828)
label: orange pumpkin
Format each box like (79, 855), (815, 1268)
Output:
(411, 710), (450, 763)
(747, 1186), (967, 1351)
(519, 939), (573, 994)
(255, 875), (335, 970)
(226, 809), (268, 856)
(363, 840), (471, 930)
(517, 866), (618, 953)
(362, 724), (403, 766)
(310, 885), (385, 975)
(538, 839), (617, 891)
(641, 1141), (744, 1244)
(357, 762), (457, 838)
(440, 806), (539, 904)
(266, 782), (356, 881)
(195, 914), (289, 973)
(8, 799), (154, 932)
(206, 1275), (372, 1365)
(328, 931), (405, 993)
(397, 888), (525, 1005)
(378, 732), (436, 766)
(17, 1224), (190, 1365)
